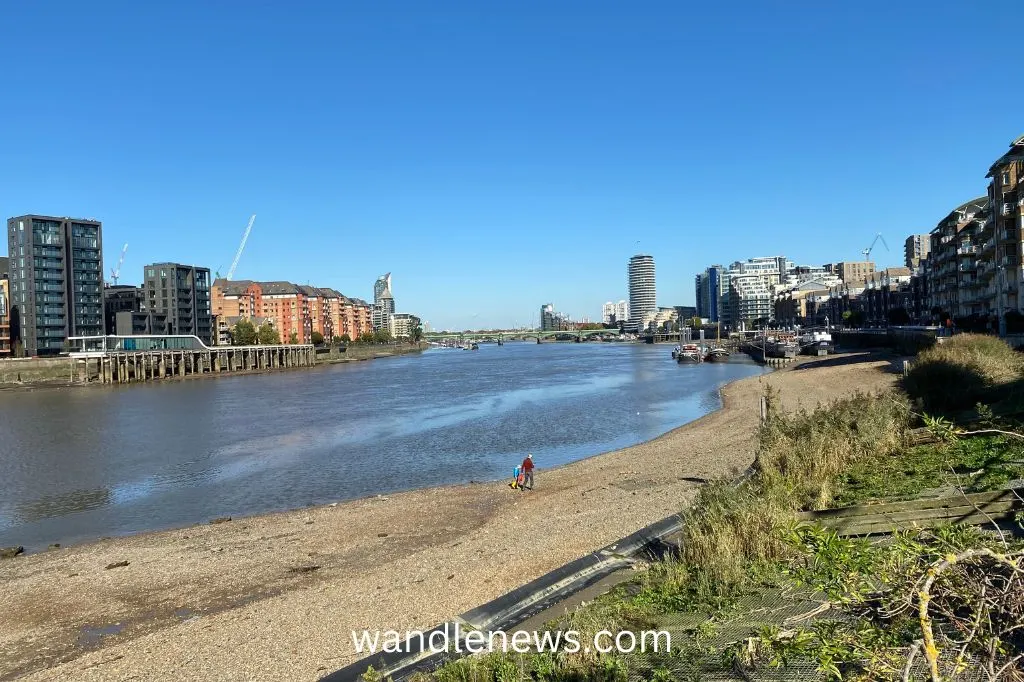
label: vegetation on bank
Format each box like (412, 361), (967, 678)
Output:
(903, 333), (1024, 412)
(364, 337), (1024, 682)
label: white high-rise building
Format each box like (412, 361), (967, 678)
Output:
(602, 302), (616, 324)
(627, 254), (656, 332)
(615, 300), (629, 324)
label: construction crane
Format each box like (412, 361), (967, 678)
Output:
(224, 214), (256, 281)
(109, 243), (129, 285)
(862, 232), (889, 260)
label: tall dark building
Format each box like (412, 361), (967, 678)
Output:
(6, 215), (104, 356)
(143, 263), (212, 343)
(103, 284), (144, 334)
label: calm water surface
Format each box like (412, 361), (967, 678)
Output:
(0, 342), (769, 550)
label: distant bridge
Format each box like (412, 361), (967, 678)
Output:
(424, 329), (617, 342)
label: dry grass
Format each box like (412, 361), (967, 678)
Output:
(903, 333), (1024, 412)
(680, 389), (911, 587)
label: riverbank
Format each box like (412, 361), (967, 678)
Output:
(0, 352), (901, 681)
(0, 342), (427, 390)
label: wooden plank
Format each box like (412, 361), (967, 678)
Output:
(798, 488), (1020, 522)
(825, 501), (1019, 532)
(837, 511), (1020, 537)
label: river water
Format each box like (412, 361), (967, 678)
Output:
(0, 342), (769, 551)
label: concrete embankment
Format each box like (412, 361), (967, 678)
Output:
(0, 352), (900, 681)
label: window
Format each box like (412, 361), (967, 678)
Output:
(1003, 171), (1011, 186)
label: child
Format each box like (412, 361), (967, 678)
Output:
(509, 464), (521, 489)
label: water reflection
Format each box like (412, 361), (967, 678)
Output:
(0, 343), (769, 550)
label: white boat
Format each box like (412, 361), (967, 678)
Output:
(676, 343), (703, 363)
(798, 330), (834, 356)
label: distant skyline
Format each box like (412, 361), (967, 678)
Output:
(4, 1), (1024, 329)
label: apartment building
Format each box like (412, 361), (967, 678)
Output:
(143, 263), (213, 344)
(0, 261), (9, 357)
(925, 197), (987, 321)
(627, 254), (656, 332)
(694, 265), (727, 322)
(985, 135), (1024, 332)
(103, 284), (143, 335)
(904, 234), (931, 272)
(727, 274), (773, 330)
(212, 279), (375, 344)
(773, 281), (832, 328)
(863, 268), (913, 326)
(389, 313), (421, 339)
(6, 215), (104, 356)
(835, 261), (876, 284)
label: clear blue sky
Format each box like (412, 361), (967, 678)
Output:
(4, 1), (1023, 330)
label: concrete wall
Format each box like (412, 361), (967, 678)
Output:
(0, 356), (77, 385)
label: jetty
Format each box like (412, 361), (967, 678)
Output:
(66, 334), (315, 385)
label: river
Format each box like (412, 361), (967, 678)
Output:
(0, 342), (769, 551)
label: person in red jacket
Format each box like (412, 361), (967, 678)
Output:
(520, 454), (535, 490)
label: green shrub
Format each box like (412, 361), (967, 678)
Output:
(903, 334), (1024, 412)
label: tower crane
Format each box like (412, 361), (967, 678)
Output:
(862, 232), (889, 260)
(222, 214), (256, 281)
(109, 243), (128, 285)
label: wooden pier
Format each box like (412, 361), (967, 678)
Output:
(80, 346), (316, 385)
(67, 335), (316, 385)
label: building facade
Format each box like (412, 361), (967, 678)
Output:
(212, 280), (374, 345)
(904, 234), (931, 272)
(985, 136), (1024, 333)
(6, 215), (104, 356)
(389, 313), (421, 339)
(627, 254), (656, 332)
(372, 273), (395, 331)
(0, 273), (9, 357)
(835, 261), (876, 284)
(103, 285), (144, 335)
(143, 263), (213, 344)
(695, 265), (727, 322)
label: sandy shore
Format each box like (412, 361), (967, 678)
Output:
(0, 352), (900, 681)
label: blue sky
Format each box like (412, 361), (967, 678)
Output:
(3, 1), (1023, 330)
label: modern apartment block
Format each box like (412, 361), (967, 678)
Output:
(389, 313), (421, 339)
(6, 215), (104, 356)
(143, 263), (213, 344)
(627, 254), (656, 332)
(103, 284), (144, 335)
(926, 198), (987, 320)
(985, 136), (1024, 332)
(835, 261), (876, 284)
(0, 261), (9, 357)
(600, 300), (629, 325)
(904, 234), (931, 272)
(694, 265), (727, 322)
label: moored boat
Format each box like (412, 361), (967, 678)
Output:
(704, 346), (730, 362)
(676, 343), (702, 363)
(798, 330), (834, 356)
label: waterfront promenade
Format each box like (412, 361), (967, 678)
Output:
(0, 352), (899, 681)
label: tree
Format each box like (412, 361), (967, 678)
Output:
(258, 323), (280, 345)
(311, 331), (325, 346)
(231, 319), (257, 345)
(360, 331), (375, 343)
(412, 326), (423, 343)
(373, 329), (392, 344)
(288, 332), (298, 345)
(340, 333), (352, 344)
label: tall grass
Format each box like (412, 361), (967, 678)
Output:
(680, 389), (910, 586)
(903, 333), (1024, 412)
